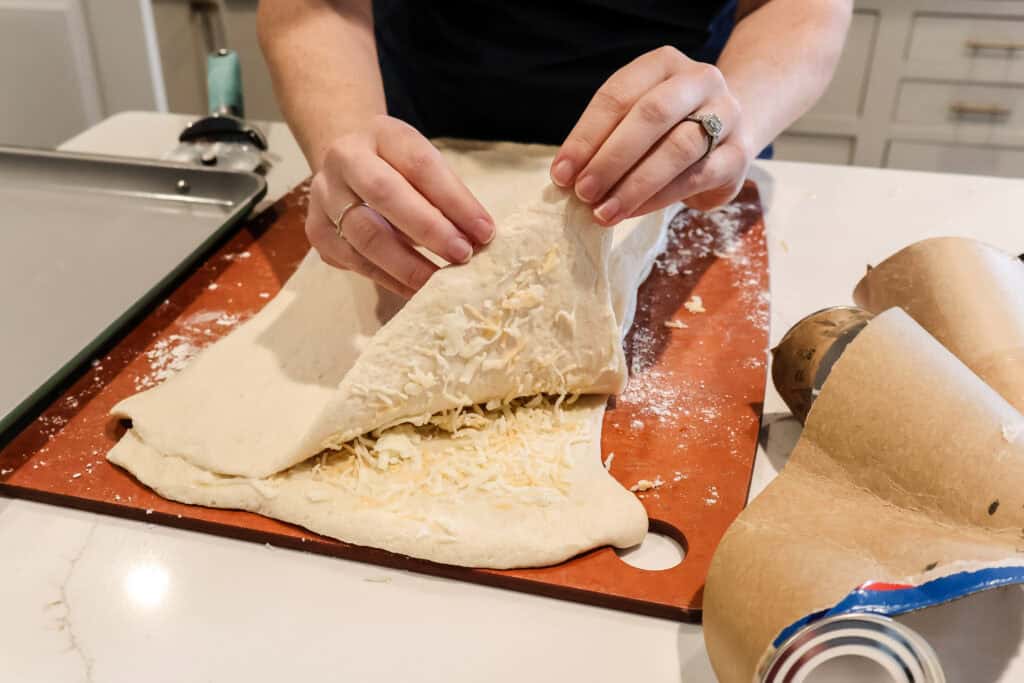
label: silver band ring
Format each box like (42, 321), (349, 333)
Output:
(331, 199), (368, 238)
(683, 112), (723, 161)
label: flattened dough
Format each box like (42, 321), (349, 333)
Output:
(109, 395), (648, 568)
(108, 140), (670, 568)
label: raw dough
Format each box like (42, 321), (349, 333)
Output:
(116, 186), (628, 479)
(108, 141), (671, 568)
(110, 394), (648, 568)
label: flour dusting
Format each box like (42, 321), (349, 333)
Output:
(653, 202), (769, 332)
(134, 335), (200, 390)
(133, 309), (248, 390)
(615, 199), (766, 493)
(704, 485), (720, 506)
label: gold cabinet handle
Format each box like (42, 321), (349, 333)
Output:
(965, 39), (1024, 52)
(950, 101), (1012, 117)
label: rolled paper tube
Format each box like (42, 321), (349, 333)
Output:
(854, 237), (1024, 413)
(705, 308), (1024, 683)
(771, 306), (874, 423)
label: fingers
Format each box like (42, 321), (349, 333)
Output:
(325, 148), (474, 265)
(376, 119), (495, 245)
(552, 45), (754, 226)
(307, 115), (497, 296)
(593, 93), (740, 225)
(339, 248), (417, 299)
(628, 142), (748, 217)
(334, 203), (438, 290)
(306, 208), (417, 298)
(573, 68), (718, 206)
(551, 46), (685, 189)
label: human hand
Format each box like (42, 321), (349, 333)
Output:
(305, 115), (495, 297)
(551, 46), (753, 224)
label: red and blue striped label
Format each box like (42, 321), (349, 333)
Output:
(772, 565), (1024, 647)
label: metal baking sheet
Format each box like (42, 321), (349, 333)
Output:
(0, 146), (265, 440)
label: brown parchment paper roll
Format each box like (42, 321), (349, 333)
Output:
(703, 308), (1024, 683)
(854, 237), (1024, 412)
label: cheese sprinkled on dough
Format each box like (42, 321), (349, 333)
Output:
(295, 396), (585, 508)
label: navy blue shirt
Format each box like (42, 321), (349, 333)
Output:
(374, 1), (737, 145)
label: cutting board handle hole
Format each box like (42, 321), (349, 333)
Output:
(614, 520), (687, 571)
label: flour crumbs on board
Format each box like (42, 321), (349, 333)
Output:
(618, 201), (768, 499)
(622, 202), (768, 424)
(655, 203), (770, 329)
(132, 308), (249, 391)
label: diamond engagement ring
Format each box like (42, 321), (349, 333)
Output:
(683, 112), (723, 161)
(332, 199), (367, 238)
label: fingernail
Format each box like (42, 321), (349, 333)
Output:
(552, 159), (574, 186)
(451, 238), (473, 264)
(594, 197), (621, 224)
(576, 175), (599, 202)
(475, 217), (496, 244)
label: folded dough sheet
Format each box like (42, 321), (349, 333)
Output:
(112, 141), (667, 479)
(106, 140), (669, 568)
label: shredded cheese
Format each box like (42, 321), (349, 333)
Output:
(630, 476), (664, 492)
(294, 396), (585, 509)
(316, 240), (624, 482)
(684, 295), (706, 314)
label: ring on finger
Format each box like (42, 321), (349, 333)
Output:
(682, 112), (723, 162)
(331, 199), (370, 238)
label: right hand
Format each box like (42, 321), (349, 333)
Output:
(305, 115), (495, 298)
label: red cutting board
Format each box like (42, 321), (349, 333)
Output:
(0, 180), (768, 621)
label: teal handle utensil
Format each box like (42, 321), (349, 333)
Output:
(207, 48), (244, 117)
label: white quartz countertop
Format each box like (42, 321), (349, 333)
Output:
(3, 111), (1022, 683)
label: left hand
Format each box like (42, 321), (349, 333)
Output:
(551, 46), (753, 224)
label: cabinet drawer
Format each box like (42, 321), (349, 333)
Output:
(805, 10), (877, 118)
(907, 14), (1024, 83)
(886, 140), (1024, 178)
(775, 133), (854, 165)
(895, 80), (1024, 130)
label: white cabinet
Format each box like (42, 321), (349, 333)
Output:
(0, 1), (101, 147)
(775, 133), (856, 165)
(886, 139), (1024, 176)
(0, 0), (164, 147)
(906, 14), (1024, 83)
(894, 81), (1024, 130)
(777, 0), (1024, 177)
(0, 0), (281, 146)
